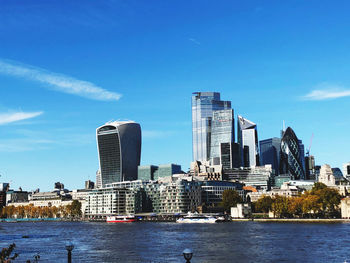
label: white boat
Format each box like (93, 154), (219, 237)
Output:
(106, 215), (136, 223)
(176, 212), (217, 223)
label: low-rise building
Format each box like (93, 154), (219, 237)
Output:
(341, 197), (350, 218)
(231, 203), (251, 218)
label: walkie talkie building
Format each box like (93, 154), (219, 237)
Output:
(96, 121), (141, 186)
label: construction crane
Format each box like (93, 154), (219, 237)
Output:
(306, 133), (314, 157)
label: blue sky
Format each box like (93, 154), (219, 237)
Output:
(1, 0), (350, 191)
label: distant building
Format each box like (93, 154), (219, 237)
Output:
(210, 109), (235, 165)
(224, 165), (274, 190)
(231, 204), (251, 218)
(192, 92), (231, 162)
(274, 174), (292, 188)
(305, 155), (316, 180)
(319, 164), (348, 186)
(259, 137), (281, 175)
(96, 121), (141, 186)
(200, 181), (244, 206)
(237, 116), (259, 167)
(96, 170), (102, 189)
(154, 164), (182, 180)
(138, 165), (159, 181)
(343, 162), (350, 180)
(6, 190), (29, 206)
(341, 197), (350, 219)
(220, 142), (241, 170)
(0, 183), (10, 208)
(279, 127), (305, 180)
(85, 180), (95, 190)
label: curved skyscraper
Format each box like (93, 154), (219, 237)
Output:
(279, 127), (305, 180)
(96, 121), (141, 186)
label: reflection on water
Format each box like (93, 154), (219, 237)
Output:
(0, 221), (350, 262)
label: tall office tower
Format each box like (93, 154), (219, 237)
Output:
(279, 127), (305, 180)
(220, 142), (240, 169)
(259, 137), (281, 175)
(298, 140), (306, 173)
(237, 116), (260, 167)
(192, 92), (231, 162)
(96, 121), (141, 186)
(305, 155), (315, 180)
(210, 109), (234, 165)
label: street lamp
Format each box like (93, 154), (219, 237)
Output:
(65, 244), (74, 263)
(183, 248), (193, 263)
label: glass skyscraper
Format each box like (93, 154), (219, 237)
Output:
(210, 109), (234, 165)
(96, 121), (141, 186)
(279, 127), (305, 180)
(237, 115), (259, 167)
(192, 92), (231, 162)
(259, 137), (281, 175)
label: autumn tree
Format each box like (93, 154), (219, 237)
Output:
(220, 189), (243, 212)
(254, 195), (273, 213)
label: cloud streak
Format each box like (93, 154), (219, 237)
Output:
(302, 84), (350, 100)
(0, 111), (43, 125)
(0, 59), (121, 101)
(189, 38), (201, 45)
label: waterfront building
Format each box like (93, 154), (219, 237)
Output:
(96, 121), (141, 186)
(210, 109), (235, 165)
(237, 116), (259, 167)
(224, 165), (274, 190)
(192, 92), (231, 162)
(279, 127), (305, 180)
(231, 203), (251, 218)
(190, 161), (222, 180)
(200, 181), (245, 206)
(0, 183), (9, 208)
(341, 197), (350, 219)
(138, 165), (159, 181)
(6, 190), (29, 206)
(259, 137), (281, 175)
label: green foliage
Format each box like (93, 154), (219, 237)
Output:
(69, 200), (82, 218)
(1, 243), (18, 263)
(220, 189), (243, 212)
(254, 195), (273, 213)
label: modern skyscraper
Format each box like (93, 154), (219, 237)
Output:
(305, 155), (315, 180)
(259, 137), (281, 175)
(210, 109), (234, 165)
(220, 142), (241, 169)
(96, 121), (141, 186)
(192, 92), (231, 162)
(237, 115), (259, 167)
(279, 127), (305, 180)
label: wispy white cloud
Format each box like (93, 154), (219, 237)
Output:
(0, 111), (43, 125)
(0, 138), (54, 152)
(0, 59), (121, 101)
(189, 38), (201, 45)
(302, 83), (350, 100)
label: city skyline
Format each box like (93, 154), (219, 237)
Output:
(1, 1), (350, 191)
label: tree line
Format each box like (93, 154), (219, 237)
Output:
(253, 182), (342, 218)
(0, 200), (82, 219)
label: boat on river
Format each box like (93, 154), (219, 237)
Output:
(106, 215), (136, 223)
(176, 212), (217, 223)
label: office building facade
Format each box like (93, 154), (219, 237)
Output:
(259, 137), (281, 175)
(192, 92), (231, 162)
(96, 121), (141, 186)
(237, 116), (259, 167)
(210, 109), (235, 165)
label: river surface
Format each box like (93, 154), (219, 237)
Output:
(0, 221), (350, 262)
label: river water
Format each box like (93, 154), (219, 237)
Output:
(0, 221), (349, 262)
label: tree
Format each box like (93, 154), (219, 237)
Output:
(254, 195), (273, 213)
(288, 196), (303, 217)
(0, 243), (18, 263)
(271, 195), (290, 218)
(70, 200), (82, 218)
(220, 189), (243, 212)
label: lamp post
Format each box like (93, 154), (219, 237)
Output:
(183, 248), (193, 263)
(65, 244), (74, 263)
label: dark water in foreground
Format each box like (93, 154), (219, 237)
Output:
(1, 221), (350, 262)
